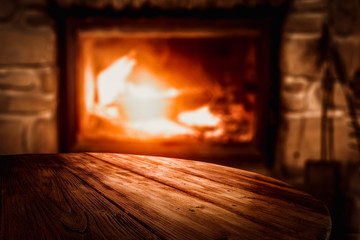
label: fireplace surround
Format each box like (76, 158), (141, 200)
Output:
(59, 5), (286, 163)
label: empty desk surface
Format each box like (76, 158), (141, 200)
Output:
(0, 153), (331, 239)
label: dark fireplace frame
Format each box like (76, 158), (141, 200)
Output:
(58, 7), (285, 165)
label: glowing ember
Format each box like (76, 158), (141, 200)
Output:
(178, 106), (220, 127)
(128, 118), (193, 138)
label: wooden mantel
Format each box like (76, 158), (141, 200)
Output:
(0, 153), (331, 239)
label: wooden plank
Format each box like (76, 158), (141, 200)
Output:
(61, 153), (330, 240)
(93, 153), (327, 209)
(59, 153), (295, 240)
(88, 152), (331, 240)
(0, 154), (160, 240)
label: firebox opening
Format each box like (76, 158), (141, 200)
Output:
(63, 17), (275, 162)
(79, 34), (258, 144)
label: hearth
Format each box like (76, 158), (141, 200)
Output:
(60, 11), (282, 162)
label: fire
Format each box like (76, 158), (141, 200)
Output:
(178, 106), (220, 127)
(86, 54), (253, 142)
(128, 118), (193, 139)
(95, 56), (199, 138)
(79, 35), (259, 144)
(97, 57), (135, 106)
(85, 65), (95, 110)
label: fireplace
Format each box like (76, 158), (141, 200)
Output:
(60, 9), (282, 162)
(3, 0), (360, 238)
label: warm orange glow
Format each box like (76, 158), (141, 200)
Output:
(84, 51), (254, 142)
(128, 118), (193, 139)
(79, 35), (258, 145)
(85, 65), (95, 111)
(93, 56), (194, 138)
(178, 106), (220, 127)
(97, 57), (135, 106)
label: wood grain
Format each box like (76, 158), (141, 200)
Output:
(0, 154), (160, 240)
(0, 153), (331, 240)
(88, 153), (331, 237)
(59, 153), (264, 240)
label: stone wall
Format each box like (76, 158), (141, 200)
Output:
(0, 0), (57, 154)
(277, 0), (360, 173)
(277, 0), (360, 238)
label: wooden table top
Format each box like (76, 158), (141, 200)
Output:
(0, 153), (331, 240)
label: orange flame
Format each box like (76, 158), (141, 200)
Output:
(95, 56), (196, 138)
(97, 57), (135, 106)
(86, 54), (256, 142)
(128, 118), (193, 139)
(85, 65), (95, 111)
(92, 56), (237, 140)
(178, 106), (220, 127)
